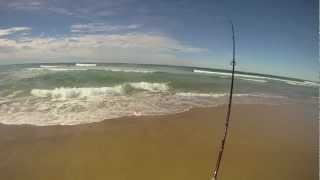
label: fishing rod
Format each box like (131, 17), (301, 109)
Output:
(211, 20), (236, 180)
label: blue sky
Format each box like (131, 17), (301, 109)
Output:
(0, 0), (318, 81)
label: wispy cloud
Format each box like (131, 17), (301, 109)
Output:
(1, 0), (130, 18)
(47, 7), (74, 16)
(4, 1), (76, 16)
(0, 27), (31, 37)
(0, 25), (207, 62)
(70, 23), (141, 34)
(5, 0), (46, 10)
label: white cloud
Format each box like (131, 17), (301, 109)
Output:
(0, 27), (31, 37)
(70, 23), (141, 34)
(0, 26), (207, 64)
(5, 1), (75, 16)
(47, 7), (74, 16)
(5, 0), (46, 10)
(94, 11), (117, 17)
(1, 0), (127, 18)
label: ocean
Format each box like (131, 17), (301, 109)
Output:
(0, 63), (318, 126)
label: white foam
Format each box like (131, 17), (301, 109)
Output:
(240, 78), (267, 83)
(129, 82), (169, 92)
(0, 92), (182, 126)
(46, 68), (87, 71)
(27, 67), (88, 71)
(286, 80), (319, 87)
(104, 67), (155, 73)
(194, 69), (227, 75)
(75, 63), (97, 67)
(30, 82), (169, 101)
(6, 90), (24, 98)
(32, 65), (156, 73)
(31, 86), (125, 101)
(194, 69), (273, 79)
(193, 69), (274, 80)
(0, 90), (290, 126)
(193, 69), (319, 87)
(40, 65), (59, 68)
(176, 92), (285, 99)
(176, 92), (227, 98)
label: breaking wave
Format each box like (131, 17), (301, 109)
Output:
(28, 65), (88, 72)
(0, 90), (290, 126)
(31, 86), (124, 100)
(29, 65), (157, 74)
(240, 78), (267, 83)
(176, 92), (286, 99)
(104, 67), (155, 73)
(129, 82), (169, 92)
(75, 63), (97, 67)
(193, 69), (319, 87)
(40, 65), (60, 68)
(31, 82), (170, 101)
(176, 92), (227, 98)
(0, 63), (315, 126)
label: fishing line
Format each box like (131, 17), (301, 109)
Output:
(211, 20), (236, 180)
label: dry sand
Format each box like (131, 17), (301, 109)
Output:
(0, 104), (318, 180)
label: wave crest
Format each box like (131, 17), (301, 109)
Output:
(75, 63), (96, 67)
(129, 82), (169, 92)
(193, 69), (319, 87)
(104, 67), (155, 73)
(31, 82), (169, 101)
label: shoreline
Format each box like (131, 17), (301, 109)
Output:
(0, 102), (307, 127)
(0, 104), (318, 180)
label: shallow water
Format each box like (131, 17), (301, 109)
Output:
(0, 63), (318, 125)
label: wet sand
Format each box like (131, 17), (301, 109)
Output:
(0, 104), (318, 180)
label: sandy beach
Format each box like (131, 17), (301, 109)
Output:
(0, 104), (317, 180)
